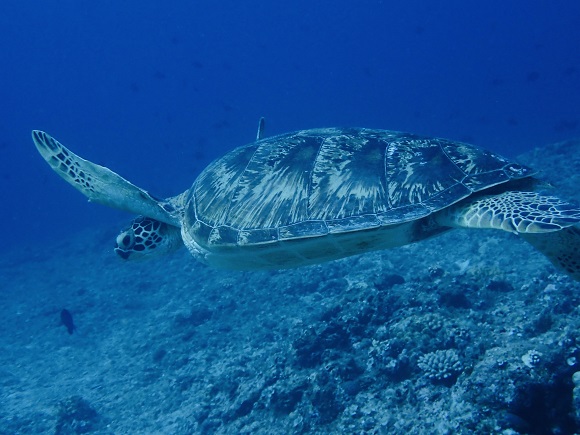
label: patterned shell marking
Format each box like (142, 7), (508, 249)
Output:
(185, 128), (533, 247)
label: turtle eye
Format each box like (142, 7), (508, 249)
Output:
(116, 231), (135, 249)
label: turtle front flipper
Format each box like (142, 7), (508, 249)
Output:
(32, 130), (180, 226)
(436, 190), (580, 280)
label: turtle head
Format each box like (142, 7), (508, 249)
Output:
(114, 216), (183, 260)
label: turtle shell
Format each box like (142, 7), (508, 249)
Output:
(182, 128), (534, 266)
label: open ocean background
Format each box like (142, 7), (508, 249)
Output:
(2, 1), (580, 434)
(1, 0), (579, 251)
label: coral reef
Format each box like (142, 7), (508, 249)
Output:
(1, 139), (580, 433)
(418, 349), (463, 384)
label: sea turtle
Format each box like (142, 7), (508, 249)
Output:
(32, 122), (580, 279)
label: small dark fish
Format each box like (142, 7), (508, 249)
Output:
(60, 309), (76, 335)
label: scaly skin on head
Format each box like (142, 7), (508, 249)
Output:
(114, 216), (183, 260)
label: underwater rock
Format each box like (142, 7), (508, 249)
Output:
(373, 274), (405, 290)
(486, 279), (514, 293)
(293, 323), (352, 368)
(55, 396), (99, 434)
(573, 371), (580, 426)
(270, 384), (305, 414)
(521, 350), (542, 368)
(438, 288), (471, 309)
(174, 305), (213, 327)
(311, 384), (344, 424)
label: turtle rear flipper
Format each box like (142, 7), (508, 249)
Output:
(436, 190), (580, 233)
(521, 227), (580, 280)
(437, 190), (580, 280)
(32, 130), (179, 226)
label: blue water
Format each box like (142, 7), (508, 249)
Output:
(1, 0), (579, 251)
(2, 3), (580, 432)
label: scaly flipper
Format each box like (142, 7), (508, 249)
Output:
(32, 130), (180, 226)
(521, 227), (580, 280)
(437, 191), (580, 233)
(436, 190), (580, 280)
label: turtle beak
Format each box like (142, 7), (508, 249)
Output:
(115, 247), (131, 260)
